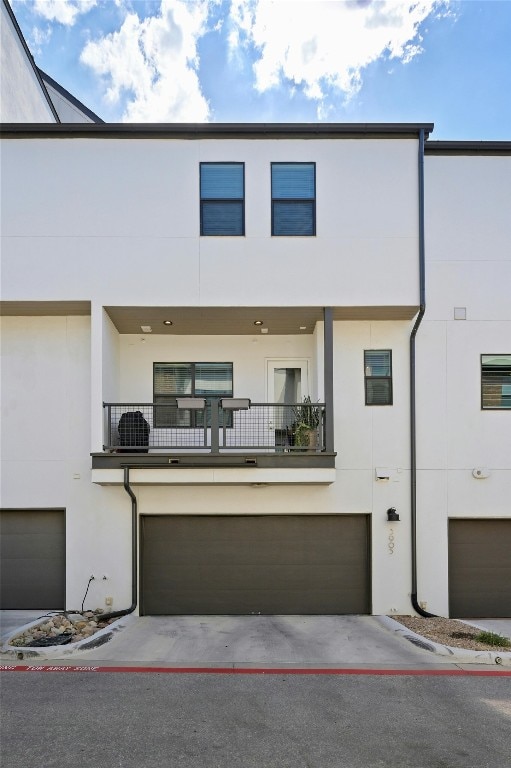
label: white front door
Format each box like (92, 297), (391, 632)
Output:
(266, 359), (310, 404)
(266, 360), (310, 445)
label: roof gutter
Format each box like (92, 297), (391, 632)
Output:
(0, 122), (434, 139)
(410, 128), (436, 618)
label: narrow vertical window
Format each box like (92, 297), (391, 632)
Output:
(271, 163), (316, 236)
(364, 350), (393, 405)
(200, 163), (244, 235)
(481, 355), (511, 409)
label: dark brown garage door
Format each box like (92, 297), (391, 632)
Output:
(141, 515), (370, 615)
(0, 509), (65, 610)
(449, 519), (511, 618)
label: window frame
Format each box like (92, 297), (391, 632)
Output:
(153, 362), (234, 427)
(481, 354), (511, 410)
(200, 162), (245, 236)
(364, 350), (393, 406)
(271, 162), (316, 237)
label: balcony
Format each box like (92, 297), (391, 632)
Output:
(92, 399), (336, 483)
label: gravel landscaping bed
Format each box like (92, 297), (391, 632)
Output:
(7, 610), (118, 648)
(393, 615), (511, 652)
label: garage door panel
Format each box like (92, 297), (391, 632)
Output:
(0, 510), (65, 610)
(141, 515), (370, 615)
(2, 533), (64, 560)
(146, 586), (365, 616)
(449, 520), (511, 618)
(144, 563), (353, 593)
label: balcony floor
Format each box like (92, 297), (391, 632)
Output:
(91, 451), (336, 485)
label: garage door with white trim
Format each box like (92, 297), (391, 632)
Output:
(0, 509), (66, 610)
(449, 519), (511, 618)
(141, 515), (370, 615)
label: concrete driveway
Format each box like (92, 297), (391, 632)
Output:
(2, 612), (510, 667)
(47, 614), (453, 666)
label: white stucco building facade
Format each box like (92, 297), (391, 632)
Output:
(1, 0), (509, 619)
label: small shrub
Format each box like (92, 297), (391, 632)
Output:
(474, 631), (511, 647)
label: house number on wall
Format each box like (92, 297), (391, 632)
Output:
(388, 528), (395, 555)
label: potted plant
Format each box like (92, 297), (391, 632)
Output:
(292, 395), (321, 449)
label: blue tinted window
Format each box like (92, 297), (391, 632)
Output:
(201, 164), (244, 199)
(200, 163), (244, 236)
(273, 201), (314, 236)
(272, 163), (315, 236)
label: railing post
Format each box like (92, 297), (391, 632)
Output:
(103, 403), (111, 450)
(318, 406), (325, 452)
(324, 307), (334, 453)
(210, 398), (220, 454)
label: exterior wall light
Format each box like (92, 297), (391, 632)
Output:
(220, 398), (251, 410)
(387, 507), (400, 522)
(176, 397), (206, 409)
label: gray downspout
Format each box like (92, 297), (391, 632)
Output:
(99, 466), (138, 621)
(410, 128), (436, 618)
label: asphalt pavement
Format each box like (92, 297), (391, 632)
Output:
(2, 669), (510, 768)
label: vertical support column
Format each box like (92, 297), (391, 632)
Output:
(210, 398), (220, 454)
(323, 307), (334, 453)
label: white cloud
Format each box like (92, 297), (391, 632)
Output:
(80, 0), (211, 121)
(32, 0), (97, 26)
(23, 23), (53, 54)
(229, 0), (449, 112)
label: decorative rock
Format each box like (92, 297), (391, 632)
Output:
(74, 621), (87, 630)
(67, 613), (86, 623)
(7, 609), (113, 649)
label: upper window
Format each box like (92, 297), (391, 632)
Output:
(154, 362), (233, 427)
(364, 350), (393, 406)
(200, 163), (244, 236)
(481, 355), (511, 409)
(271, 163), (316, 236)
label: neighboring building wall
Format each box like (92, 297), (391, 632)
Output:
(0, 316), (131, 608)
(40, 71), (103, 123)
(417, 152), (511, 614)
(0, 0), (57, 122)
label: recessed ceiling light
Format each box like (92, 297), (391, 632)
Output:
(253, 320), (264, 326)
(140, 325), (152, 333)
(163, 320), (173, 326)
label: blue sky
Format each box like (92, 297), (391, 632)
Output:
(11, 0), (511, 138)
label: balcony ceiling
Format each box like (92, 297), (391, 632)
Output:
(105, 305), (418, 335)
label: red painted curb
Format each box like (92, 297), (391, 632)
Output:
(1, 665), (510, 676)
